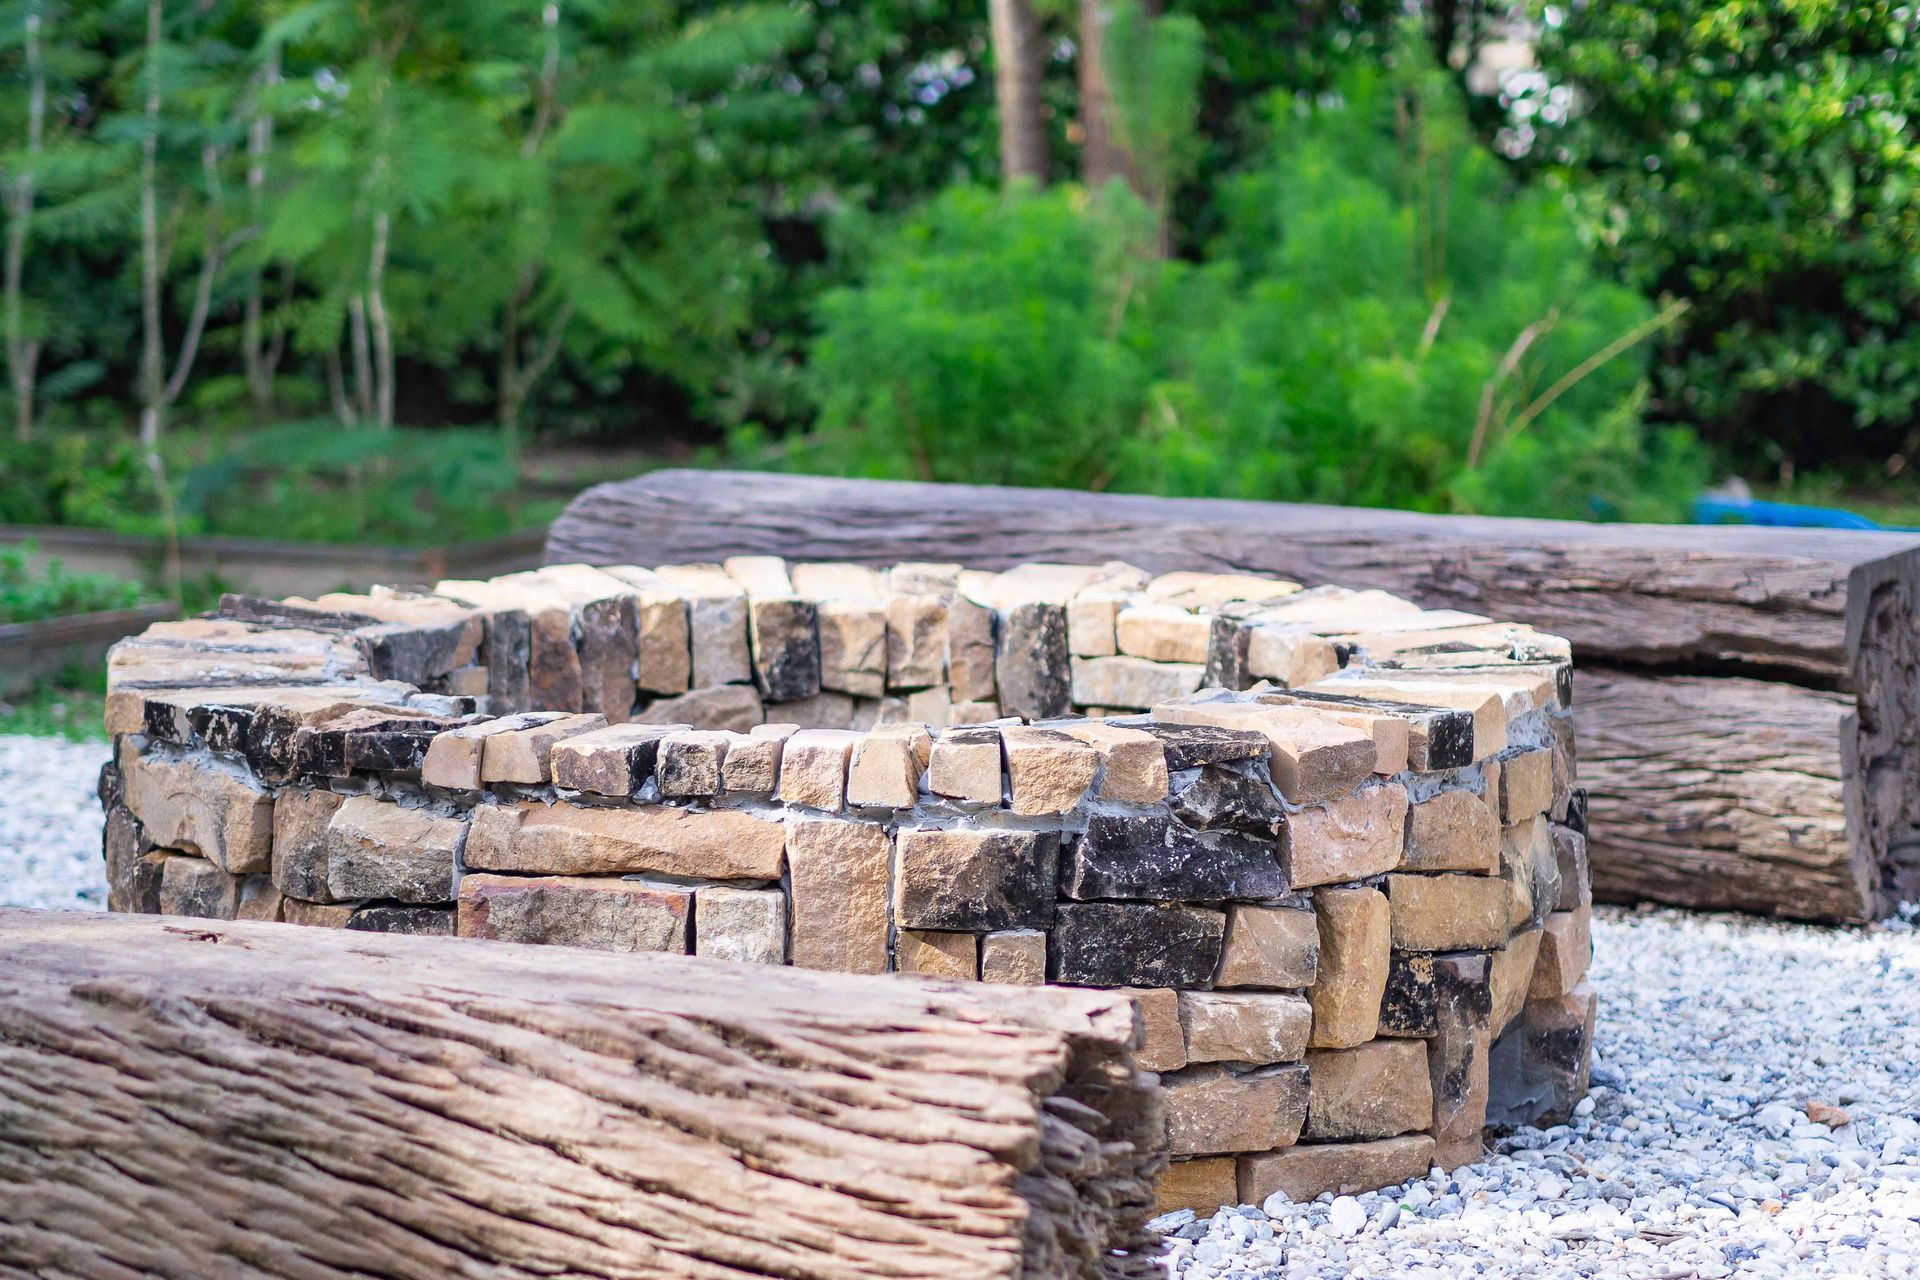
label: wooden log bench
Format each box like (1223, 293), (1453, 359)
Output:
(0, 909), (1162, 1280)
(545, 469), (1920, 922)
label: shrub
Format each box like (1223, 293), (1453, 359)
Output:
(786, 36), (1706, 521)
(0, 544), (146, 624)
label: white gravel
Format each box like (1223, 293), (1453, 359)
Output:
(0, 733), (108, 910)
(1156, 904), (1920, 1279)
(4, 734), (1919, 1277)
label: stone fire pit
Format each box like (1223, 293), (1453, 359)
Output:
(98, 557), (1594, 1212)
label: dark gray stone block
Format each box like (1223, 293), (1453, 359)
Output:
(997, 602), (1070, 719)
(1168, 764), (1287, 835)
(1049, 902), (1226, 987)
(1062, 813), (1287, 902)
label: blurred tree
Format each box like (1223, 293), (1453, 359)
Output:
(987, 0), (1048, 184)
(1527, 0), (1920, 471)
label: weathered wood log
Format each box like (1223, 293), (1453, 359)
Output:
(1574, 669), (1873, 920)
(546, 470), (1920, 920)
(0, 909), (1164, 1280)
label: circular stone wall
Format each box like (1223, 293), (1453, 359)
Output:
(100, 557), (1594, 1212)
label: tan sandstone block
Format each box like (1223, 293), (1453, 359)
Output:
(721, 723), (794, 794)
(123, 750), (274, 875)
(1216, 905), (1319, 990)
(1239, 1135), (1436, 1206)
(1531, 907), (1591, 1000)
(1145, 571), (1299, 610)
(270, 787), (344, 901)
(653, 564), (753, 688)
(633, 585), (694, 695)
(694, 885), (787, 965)
(1165, 1062), (1310, 1156)
(816, 597), (887, 697)
(981, 929), (1047, 984)
(846, 724), (931, 808)
(886, 593), (949, 690)
(1246, 624), (1341, 688)
(421, 714), (558, 790)
(657, 729), (732, 798)
(457, 873), (690, 952)
(158, 855), (241, 919)
(1003, 726), (1100, 815)
(323, 795), (463, 904)
(787, 818), (891, 974)
(928, 729), (1002, 803)
(1178, 992), (1313, 1065)
(548, 722), (679, 797)
(1116, 603), (1212, 664)
(1069, 655), (1207, 710)
(1068, 590), (1127, 658)
(1054, 721), (1170, 803)
(1156, 1158), (1239, 1216)
(1306, 677), (1507, 762)
(896, 929), (978, 979)
(466, 801), (785, 880)
(949, 699), (1003, 726)
(1404, 789), (1500, 873)
(479, 713), (608, 784)
(235, 876), (284, 923)
(1305, 1040), (1433, 1141)
(635, 684), (764, 733)
(1127, 987), (1188, 1073)
(1500, 749), (1554, 822)
(1152, 701), (1376, 803)
(1489, 927), (1543, 1034)
(1308, 887), (1392, 1049)
(1386, 873), (1510, 951)
(1285, 783), (1409, 889)
(282, 898), (357, 928)
(775, 728), (858, 809)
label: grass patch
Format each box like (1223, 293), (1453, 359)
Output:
(0, 668), (108, 743)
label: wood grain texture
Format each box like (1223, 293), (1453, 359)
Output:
(545, 470), (1920, 682)
(1576, 669), (1874, 921)
(0, 910), (1163, 1280)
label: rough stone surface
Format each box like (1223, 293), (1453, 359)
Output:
(233, 875), (281, 922)
(1404, 788), (1501, 873)
(103, 806), (164, 914)
(323, 795), (463, 904)
(1003, 726), (1100, 815)
(1386, 872), (1512, 951)
(1532, 906), (1592, 1000)
(1490, 926), (1545, 1034)
(815, 597), (887, 698)
(1426, 951), (1495, 1166)
(1156, 1158), (1238, 1216)
(845, 725), (930, 808)
(1117, 603), (1213, 664)
(1306, 1039), (1435, 1141)
(1126, 986), (1188, 1073)
(895, 929), (978, 979)
(1064, 813), (1288, 902)
(457, 873), (690, 952)
(886, 593), (948, 690)
(1238, 1135), (1438, 1206)
(1055, 721), (1170, 803)
(747, 597), (821, 702)
(980, 928), (1047, 985)
(996, 601), (1070, 719)
(693, 885), (787, 966)
(420, 712), (566, 789)
(1177, 991), (1313, 1064)
(345, 903), (456, 936)
(786, 817), (891, 974)
(1379, 950), (1440, 1038)
(1050, 902), (1226, 988)
(1070, 655), (1206, 710)
(656, 730), (732, 798)
(270, 787), (345, 902)
(122, 750), (274, 874)
(767, 728), (853, 809)
(1168, 765), (1287, 836)
(946, 594), (999, 703)
(927, 728), (1002, 804)
(478, 713), (607, 784)
(1127, 722), (1270, 771)
(1285, 783), (1410, 889)
(465, 801), (786, 880)
(158, 854), (240, 919)
(720, 724), (792, 795)
(1500, 748), (1555, 823)
(1308, 886), (1393, 1049)
(548, 722), (678, 796)
(893, 827), (1057, 932)
(1152, 702), (1376, 803)
(1215, 905), (1319, 990)
(1164, 1062), (1310, 1156)
(634, 684), (764, 734)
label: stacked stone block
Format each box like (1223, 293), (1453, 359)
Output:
(98, 558), (1594, 1211)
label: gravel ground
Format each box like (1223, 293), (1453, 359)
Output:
(4, 735), (1919, 1276)
(0, 733), (109, 910)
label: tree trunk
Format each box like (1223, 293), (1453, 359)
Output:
(241, 42), (281, 416)
(347, 295), (374, 422)
(1076, 0), (1130, 193)
(368, 210), (394, 430)
(988, 0), (1049, 185)
(547, 469), (1920, 921)
(0, 909), (1164, 1280)
(3, 3), (44, 443)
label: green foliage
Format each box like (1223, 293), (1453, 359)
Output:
(1527, 0), (1920, 466)
(0, 664), (108, 741)
(0, 542), (146, 623)
(790, 37), (1707, 521)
